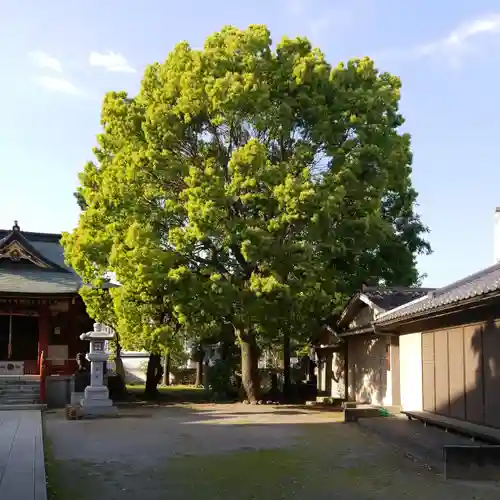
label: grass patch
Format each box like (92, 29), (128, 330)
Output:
(126, 384), (210, 403)
(166, 447), (312, 499)
(162, 439), (406, 500)
(42, 416), (60, 500)
(127, 384), (204, 392)
(43, 416), (98, 500)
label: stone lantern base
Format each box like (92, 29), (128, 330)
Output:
(80, 385), (118, 417)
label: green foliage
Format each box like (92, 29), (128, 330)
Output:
(63, 24), (430, 398)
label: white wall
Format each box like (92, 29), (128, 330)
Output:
(399, 332), (422, 411)
(347, 334), (392, 406)
(330, 352), (345, 398)
(316, 351), (346, 398)
(108, 352), (149, 384)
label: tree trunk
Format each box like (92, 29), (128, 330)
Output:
(238, 330), (260, 403)
(113, 338), (126, 381)
(162, 353), (170, 386)
(203, 358), (210, 393)
(144, 353), (162, 398)
(195, 359), (203, 386)
(283, 331), (291, 401)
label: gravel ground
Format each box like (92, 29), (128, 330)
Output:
(44, 404), (500, 500)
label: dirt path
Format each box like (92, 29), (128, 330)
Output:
(44, 404), (500, 500)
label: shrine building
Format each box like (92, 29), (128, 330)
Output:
(0, 221), (95, 378)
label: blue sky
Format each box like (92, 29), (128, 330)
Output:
(0, 0), (498, 288)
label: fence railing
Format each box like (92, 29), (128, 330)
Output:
(25, 358), (78, 376)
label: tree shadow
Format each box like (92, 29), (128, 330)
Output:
(430, 317), (500, 429)
(45, 402), (500, 500)
(350, 335), (389, 405)
(317, 334), (393, 406)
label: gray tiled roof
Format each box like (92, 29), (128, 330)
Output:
(0, 228), (82, 295)
(375, 262), (500, 324)
(363, 287), (434, 311)
(0, 267), (81, 294)
(30, 240), (76, 274)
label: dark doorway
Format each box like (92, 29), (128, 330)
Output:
(0, 315), (9, 359)
(11, 316), (39, 361)
(0, 315), (40, 361)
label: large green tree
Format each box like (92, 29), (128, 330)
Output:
(64, 25), (429, 403)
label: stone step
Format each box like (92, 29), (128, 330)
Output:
(0, 393), (40, 400)
(0, 399), (40, 405)
(0, 403), (46, 410)
(315, 396), (344, 405)
(0, 385), (40, 393)
(0, 391), (40, 399)
(0, 376), (39, 381)
(0, 381), (39, 387)
(0, 391), (40, 397)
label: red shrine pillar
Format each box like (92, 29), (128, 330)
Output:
(38, 303), (50, 373)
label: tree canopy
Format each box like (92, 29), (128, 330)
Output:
(63, 24), (430, 401)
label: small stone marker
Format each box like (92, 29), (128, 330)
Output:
(79, 323), (118, 417)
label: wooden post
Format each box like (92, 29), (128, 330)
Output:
(39, 350), (46, 404)
(37, 304), (50, 373)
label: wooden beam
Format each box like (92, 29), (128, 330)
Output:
(37, 304), (51, 373)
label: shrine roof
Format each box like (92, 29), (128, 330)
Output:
(0, 267), (82, 294)
(0, 223), (82, 295)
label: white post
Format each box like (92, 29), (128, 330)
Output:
(79, 323), (118, 417)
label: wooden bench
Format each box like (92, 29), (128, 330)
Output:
(402, 410), (500, 445)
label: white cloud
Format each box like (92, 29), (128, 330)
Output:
(37, 76), (83, 96)
(29, 51), (63, 72)
(378, 13), (500, 66)
(417, 13), (500, 56)
(89, 51), (135, 73)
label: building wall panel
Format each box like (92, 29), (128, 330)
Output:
(482, 320), (500, 428)
(463, 324), (484, 425)
(422, 331), (435, 413)
(448, 327), (466, 420)
(347, 334), (391, 406)
(434, 329), (450, 416)
(399, 332), (422, 411)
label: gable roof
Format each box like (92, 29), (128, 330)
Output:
(0, 225), (69, 271)
(0, 223), (82, 295)
(361, 286), (435, 311)
(337, 285), (434, 332)
(375, 262), (500, 325)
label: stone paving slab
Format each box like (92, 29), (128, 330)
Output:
(357, 414), (475, 472)
(0, 410), (47, 500)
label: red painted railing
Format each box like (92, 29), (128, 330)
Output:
(39, 351), (46, 404)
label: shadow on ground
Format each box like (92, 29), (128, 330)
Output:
(44, 404), (500, 500)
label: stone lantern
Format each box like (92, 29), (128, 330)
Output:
(79, 323), (118, 417)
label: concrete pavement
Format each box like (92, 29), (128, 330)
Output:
(0, 410), (47, 500)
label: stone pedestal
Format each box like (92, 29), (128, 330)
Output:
(70, 392), (84, 406)
(79, 323), (118, 417)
